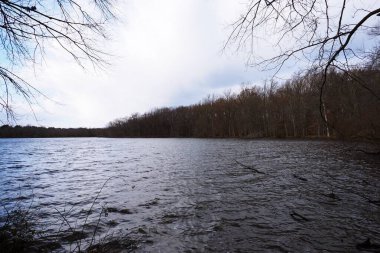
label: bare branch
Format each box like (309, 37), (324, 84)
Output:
(226, 1), (380, 137)
(0, 0), (115, 122)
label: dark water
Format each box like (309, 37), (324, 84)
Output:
(0, 138), (379, 252)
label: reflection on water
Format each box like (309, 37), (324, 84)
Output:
(0, 138), (379, 252)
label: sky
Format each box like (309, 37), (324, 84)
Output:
(3, 0), (379, 127)
(7, 0), (264, 128)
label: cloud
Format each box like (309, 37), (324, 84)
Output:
(2, 0), (377, 127)
(12, 0), (377, 127)
(10, 0), (261, 127)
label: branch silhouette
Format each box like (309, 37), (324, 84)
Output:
(0, 0), (115, 121)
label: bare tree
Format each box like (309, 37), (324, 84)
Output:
(225, 0), (380, 136)
(0, 0), (114, 123)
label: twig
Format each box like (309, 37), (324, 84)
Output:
(290, 210), (310, 222)
(293, 174), (308, 181)
(235, 160), (266, 174)
(321, 192), (341, 201)
(88, 207), (104, 249)
(78, 176), (114, 250)
(356, 149), (380, 156)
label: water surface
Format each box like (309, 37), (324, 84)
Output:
(0, 138), (379, 252)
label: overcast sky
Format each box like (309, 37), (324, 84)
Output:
(6, 0), (379, 127)
(8, 0), (257, 127)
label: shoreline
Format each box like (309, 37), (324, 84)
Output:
(0, 135), (379, 145)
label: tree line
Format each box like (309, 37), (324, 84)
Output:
(0, 125), (105, 138)
(1, 62), (379, 140)
(108, 65), (380, 140)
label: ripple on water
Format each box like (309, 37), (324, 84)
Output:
(0, 138), (379, 252)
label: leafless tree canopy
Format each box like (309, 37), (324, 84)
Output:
(226, 0), (380, 134)
(0, 0), (114, 122)
(226, 0), (380, 72)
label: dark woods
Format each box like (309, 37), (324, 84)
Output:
(0, 126), (105, 138)
(1, 64), (380, 140)
(108, 66), (380, 140)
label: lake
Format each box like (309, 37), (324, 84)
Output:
(0, 138), (379, 252)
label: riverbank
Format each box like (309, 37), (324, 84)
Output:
(0, 124), (379, 141)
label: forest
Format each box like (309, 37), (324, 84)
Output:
(107, 64), (380, 140)
(1, 62), (379, 140)
(0, 125), (105, 138)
